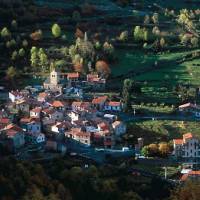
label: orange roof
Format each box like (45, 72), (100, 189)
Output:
(38, 92), (48, 98)
(92, 96), (108, 104)
(183, 133), (193, 140)
(98, 122), (109, 131)
(181, 171), (200, 181)
(180, 174), (189, 181)
(179, 103), (200, 109)
(52, 101), (65, 108)
(67, 72), (79, 79)
(189, 171), (200, 175)
(173, 139), (183, 145)
(108, 101), (121, 107)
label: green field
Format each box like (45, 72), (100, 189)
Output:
(112, 49), (200, 103)
(126, 120), (200, 144)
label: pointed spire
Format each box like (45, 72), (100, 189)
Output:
(84, 32), (88, 42)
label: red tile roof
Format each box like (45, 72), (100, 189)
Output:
(179, 103), (200, 109)
(173, 139), (183, 145)
(108, 101), (121, 107)
(183, 133), (193, 140)
(98, 122), (109, 131)
(38, 92), (48, 98)
(67, 72), (79, 79)
(52, 100), (65, 108)
(92, 96), (108, 104)
(181, 171), (200, 181)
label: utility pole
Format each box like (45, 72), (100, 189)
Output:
(164, 166), (167, 179)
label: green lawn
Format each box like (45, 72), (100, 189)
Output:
(126, 120), (200, 144)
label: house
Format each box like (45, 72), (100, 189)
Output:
(43, 68), (64, 93)
(104, 101), (122, 112)
(51, 100), (66, 110)
(42, 108), (64, 121)
(173, 133), (200, 160)
(1, 124), (25, 150)
(30, 107), (42, 118)
(9, 91), (23, 102)
(67, 72), (80, 82)
(67, 128), (91, 146)
(26, 132), (45, 144)
(72, 101), (92, 112)
(92, 96), (108, 110)
(97, 122), (109, 132)
(68, 111), (81, 123)
(15, 99), (30, 113)
(181, 171), (200, 181)
(51, 121), (71, 134)
(37, 92), (49, 102)
(0, 118), (10, 129)
(112, 121), (126, 136)
(179, 103), (200, 117)
(86, 74), (106, 90)
(20, 118), (41, 134)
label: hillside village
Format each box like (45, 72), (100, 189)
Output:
(0, 66), (128, 157)
(2, 0), (200, 199)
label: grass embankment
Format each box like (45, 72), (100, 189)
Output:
(112, 49), (200, 103)
(125, 120), (200, 144)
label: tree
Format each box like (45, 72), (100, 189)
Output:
(52, 24), (61, 38)
(160, 37), (166, 48)
(119, 31), (128, 41)
(158, 142), (170, 157)
(11, 51), (18, 61)
(122, 191), (142, 200)
(30, 30), (43, 41)
(30, 46), (38, 68)
(170, 181), (200, 200)
(143, 29), (149, 41)
(1, 27), (11, 38)
(11, 20), (17, 29)
(191, 37), (199, 47)
(6, 66), (17, 80)
(38, 48), (48, 70)
(19, 48), (25, 57)
(148, 144), (159, 156)
(72, 10), (81, 22)
(122, 79), (133, 112)
(144, 15), (150, 25)
(103, 42), (114, 54)
(22, 39), (28, 48)
(95, 60), (111, 78)
(134, 26), (143, 41)
(141, 146), (149, 157)
(152, 12), (159, 24)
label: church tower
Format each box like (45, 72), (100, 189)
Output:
(50, 63), (60, 85)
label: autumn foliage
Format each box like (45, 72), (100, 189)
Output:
(95, 60), (111, 78)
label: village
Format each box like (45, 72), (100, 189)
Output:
(0, 63), (200, 182)
(0, 65), (132, 162)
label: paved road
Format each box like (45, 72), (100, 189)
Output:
(119, 113), (200, 122)
(66, 139), (134, 164)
